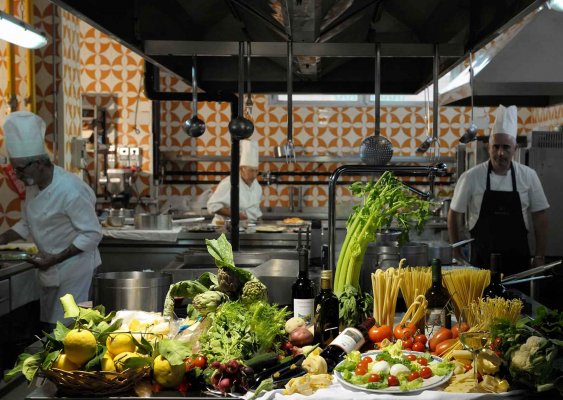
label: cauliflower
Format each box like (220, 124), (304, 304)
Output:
(510, 335), (547, 371)
(240, 279), (268, 304)
(192, 290), (228, 316)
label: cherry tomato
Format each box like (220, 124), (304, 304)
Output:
(184, 357), (194, 372)
(387, 375), (399, 386)
(362, 356), (373, 363)
(406, 354), (417, 362)
(407, 371), (420, 381)
(417, 357), (428, 366)
(393, 323), (417, 340)
(420, 367), (433, 379)
(357, 359), (369, 369)
(368, 325), (393, 343)
(368, 373), (381, 383)
(412, 341), (425, 352)
(464, 363), (472, 372)
(402, 337), (414, 349)
(193, 355), (207, 369)
(414, 334), (427, 345)
(355, 365), (368, 376)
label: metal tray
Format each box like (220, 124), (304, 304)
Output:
(0, 251), (32, 261)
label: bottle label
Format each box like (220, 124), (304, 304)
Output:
(294, 298), (315, 325)
(425, 308), (446, 338)
(329, 327), (365, 354)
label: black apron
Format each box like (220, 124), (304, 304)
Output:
(470, 162), (530, 274)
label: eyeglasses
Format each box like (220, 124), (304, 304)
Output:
(13, 160), (38, 174)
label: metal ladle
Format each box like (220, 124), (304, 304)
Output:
(285, 41), (296, 164)
(183, 56), (206, 138)
(360, 42), (393, 165)
(228, 42), (254, 140)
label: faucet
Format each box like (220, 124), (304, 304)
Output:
(327, 163), (448, 270)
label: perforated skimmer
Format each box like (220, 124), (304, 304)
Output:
(360, 43), (393, 165)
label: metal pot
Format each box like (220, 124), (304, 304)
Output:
(134, 213), (172, 230)
(425, 238), (474, 265)
(93, 271), (172, 312)
(400, 242), (429, 266)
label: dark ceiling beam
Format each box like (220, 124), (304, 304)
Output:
(144, 41), (464, 58)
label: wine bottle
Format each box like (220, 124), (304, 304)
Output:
(425, 258), (451, 338)
(319, 317), (375, 372)
(314, 270), (339, 347)
(483, 253), (508, 299)
(292, 247), (316, 325)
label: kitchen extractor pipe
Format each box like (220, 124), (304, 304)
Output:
(327, 164), (447, 271)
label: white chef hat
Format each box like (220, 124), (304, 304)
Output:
(240, 139), (259, 167)
(3, 111), (47, 158)
(491, 105), (518, 138)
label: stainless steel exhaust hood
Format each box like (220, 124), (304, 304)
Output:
(440, 8), (563, 107)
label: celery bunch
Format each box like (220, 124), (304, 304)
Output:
(333, 171), (431, 295)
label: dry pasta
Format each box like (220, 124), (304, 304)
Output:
(399, 266), (432, 308)
(442, 268), (491, 320)
(371, 267), (403, 327)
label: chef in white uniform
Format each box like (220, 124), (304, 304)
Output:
(207, 139), (263, 225)
(0, 111), (102, 329)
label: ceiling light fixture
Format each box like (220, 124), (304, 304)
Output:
(547, 0), (563, 11)
(0, 10), (47, 49)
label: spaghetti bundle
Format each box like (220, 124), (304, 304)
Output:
(442, 268), (491, 319)
(371, 267), (403, 327)
(399, 266), (432, 309)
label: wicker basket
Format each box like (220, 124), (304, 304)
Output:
(42, 367), (150, 397)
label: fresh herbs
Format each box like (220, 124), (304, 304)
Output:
(338, 285), (373, 328)
(333, 171), (431, 296)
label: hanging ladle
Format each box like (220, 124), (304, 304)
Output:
(460, 50), (478, 144)
(183, 56), (206, 138)
(228, 42), (254, 140)
(285, 41), (296, 164)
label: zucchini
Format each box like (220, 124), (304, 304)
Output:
(245, 352), (279, 372)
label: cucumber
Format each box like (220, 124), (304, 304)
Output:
(245, 353), (279, 372)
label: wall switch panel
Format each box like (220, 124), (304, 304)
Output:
(129, 147), (142, 167)
(71, 137), (86, 169)
(117, 146), (130, 167)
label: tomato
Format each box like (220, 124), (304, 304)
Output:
(414, 334), (427, 345)
(362, 356), (373, 363)
(193, 355), (207, 369)
(355, 365), (368, 375)
(491, 337), (502, 350)
(463, 363), (472, 372)
(435, 338), (457, 356)
(387, 375), (399, 386)
(412, 341), (425, 352)
(368, 373), (381, 383)
(429, 327), (453, 351)
(417, 357), (428, 366)
(184, 357), (194, 372)
(368, 325), (393, 343)
(402, 337), (414, 349)
(406, 354), (417, 362)
(357, 359), (369, 369)
(393, 323), (417, 340)
(407, 371), (420, 381)
(420, 367), (433, 379)
(451, 322), (470, 339)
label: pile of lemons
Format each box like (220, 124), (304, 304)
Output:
(51, 321), (182, 388)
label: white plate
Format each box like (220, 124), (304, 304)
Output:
(334, 350), (453, 394)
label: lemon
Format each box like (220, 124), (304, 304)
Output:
(113, 351), (145, 372)
(63, 329), (97, 366)
(106, 333), (136, 355)
(153, 355), (184, 388)
(101, 352), (116, 372)
(52, 354), (79, 371)
(129, 319), (146, 332)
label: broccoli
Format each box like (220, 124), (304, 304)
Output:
(241, 279), (268, 304)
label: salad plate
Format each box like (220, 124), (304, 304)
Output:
(334, 350), (453, 394)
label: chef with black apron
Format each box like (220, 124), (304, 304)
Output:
(448, 105), (549, 274)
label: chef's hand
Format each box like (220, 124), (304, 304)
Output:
(29, 252), (59, 270)
(452, 249), (470, 266)
(239, 212), (248, 220)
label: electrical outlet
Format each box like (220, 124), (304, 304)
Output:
(129, 147), (142, 168)
(117, 146), (130, 167)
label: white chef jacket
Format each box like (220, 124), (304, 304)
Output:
(12, 166), (102, 324)
(207, 176), (262, 225)
(451, 161), (549, 231)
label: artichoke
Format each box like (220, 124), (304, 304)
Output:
(217, 268), (242, 298)
(192, 290), (228, 316)
(241, 279), (268, 304)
